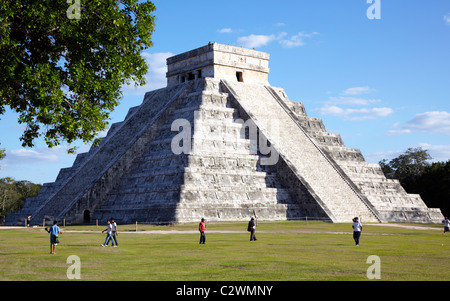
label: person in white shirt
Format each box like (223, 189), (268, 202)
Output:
(352, 217), (363, 246)
(101, 220), (116, 247)
(111, 217), (119, 247)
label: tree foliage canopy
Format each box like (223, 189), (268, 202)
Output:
(0, 0), (156, 152)
(379, 147), (431, 182)
(0, 177), (42, 220)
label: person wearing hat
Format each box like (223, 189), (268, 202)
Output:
(199, 218), (206, 244)
(248, 217), (257, 241)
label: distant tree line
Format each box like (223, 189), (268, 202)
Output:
(379, 147), (450, 217)
(0, 177), (42, 224)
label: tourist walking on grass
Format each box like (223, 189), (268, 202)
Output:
(248, 217), (257, 241)
(45, 220), (62, 254)
(111, 217), (119, 246)
(352, 217), (362, 246)
(101, 220), (116, 247)
(443, 217), (449, 235)
(199, 218), (206, 244)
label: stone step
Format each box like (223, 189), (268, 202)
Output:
(180, 188), (289, 203)
(147, 134), (251, 148)
(309, 132), (345, 147)
(191, 138), (252, 154)
(356, 180), (405, 190)
(103, 190), (182, 203)
(159, 119), (245, 133)
(322, 146), (366, 162)
(199, 91), (230, 107)
(365, 194), (428, 208)
(187, 153), (260, 168)
(95, 198), (179, 207)
(173, 104), (237, 114)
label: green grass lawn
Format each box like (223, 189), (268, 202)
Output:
(0, 221), (449, 281)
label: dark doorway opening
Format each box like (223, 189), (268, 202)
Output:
(83, 210), (91, 224)
(236, 71), (244, 82)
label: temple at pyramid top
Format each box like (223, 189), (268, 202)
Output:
(166, 42), (270, 86)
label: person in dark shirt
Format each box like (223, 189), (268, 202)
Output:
(248, 217), (257, 241)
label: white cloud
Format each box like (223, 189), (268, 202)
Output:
(314, 86), (392, 120)
(404, 111), (450, 135)
(237, 31), (318, 49)
(328, 96), (381, 106)
(237, 34), (277, 49)
(10, 149), (60, 163)
(386, 129), (412, 136)
(343, 86), (374, 95)
(444, 14), (450, 25)
(386, 111), (450, 136)
(314, 105), (393, 120)
(279, 32), (319, 48)
(279, 34), (305, 48)
(1, 146), (78, 166)
(356, 107), (393, 118)
(315, 105), (345, 116)
(217, 28), (233, 34)
(122, 52), (173, 95)
(324, 87), (379, 106)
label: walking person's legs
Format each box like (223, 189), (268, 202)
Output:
(112, 232), (118, 246)
(199, 232), (205, 244)
(107, 234), (116, 246)
(102, 235), (108, 246)
(102, 234), (114, 246)
(353, 231), (361, 245)
(51, 236), (58, 254)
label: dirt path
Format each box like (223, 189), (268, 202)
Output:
(366, 223), (442, 231)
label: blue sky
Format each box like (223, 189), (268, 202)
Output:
(1, 0), (450, 184)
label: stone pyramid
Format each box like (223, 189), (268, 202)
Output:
(6, 43), (443, 225)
